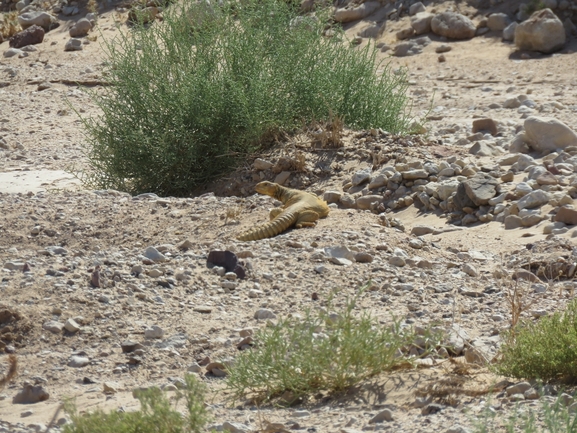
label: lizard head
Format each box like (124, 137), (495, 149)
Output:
(255, 181), (279, 197)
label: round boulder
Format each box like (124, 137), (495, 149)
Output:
(431, 12), (476, 39)
(17, 11), (56, 31)
(69, 18), (93, 37)
(514, 8), (565, 53)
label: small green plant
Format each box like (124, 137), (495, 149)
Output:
(472, 393), (577, 433)
(63, 375), (210, 433)
(79, 0), (411, 196)
(226, 288), (440, 402)
(494, 299), (577, 382)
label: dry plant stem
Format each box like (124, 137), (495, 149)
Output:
(0, 355), (17, 390)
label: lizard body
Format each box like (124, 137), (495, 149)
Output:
(237, 181), (329, 241)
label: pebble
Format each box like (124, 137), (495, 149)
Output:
(369, 408), (393, 423)
(68, 356), (89, 368)
(144, 325), (165, 339)
(254, 309), (276, 320)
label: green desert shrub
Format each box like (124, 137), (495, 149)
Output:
(494, 299), (577, 382)
(226, 291), (440, 402)
(63, 375), (210, 433)
(80, 0), (411, 196)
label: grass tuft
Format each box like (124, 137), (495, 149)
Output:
(79, 0), (412, 196)
(494, 299), (577, 382)
(63, 375), (210, 433)
(226, 288), (440, 403)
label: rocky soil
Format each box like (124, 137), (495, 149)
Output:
(1, 0), (577, 432)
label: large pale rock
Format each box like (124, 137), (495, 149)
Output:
(515, 8), (566, 53)
(431, 12), (476, 39)
(334, 2), (380, 23)
(524, 116), (577, 153)
(411, 12), (434, 35)
(487, 13), (510, 31)
(517, 190), (551, 211)
(503, 22), (518, 41)
(18, 11), (56, 31)
(69, 18), (92, 37)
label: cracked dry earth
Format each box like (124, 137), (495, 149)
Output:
(2, 1), (577, 433)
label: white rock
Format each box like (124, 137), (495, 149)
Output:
(515, 8), (566, 53)
(334, 1), (380, 23)
(144, 325), (165, 339)
(524, 116), (577, 153)
(517, 190), (551, 211)
(254, 309), (276, 320)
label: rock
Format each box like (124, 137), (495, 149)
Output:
(487, 13), (510, 31)
(274, 171), (290, 185)
(469, 142), (502, 157)
(431, 12), (476, 39)
(253, 158), (273, 170)
(340, 194), (356, 208)
(402, 169), (428, 180)
(464, 347), (486, 365)
(144, 246), (167, 262)
(447, 426), (471, 433)
(555, 206), (577, 225)
(503, 22), (518, 41)
(18, 11), (56, 31)
(445, 325), (467, 355)
(352, 169), (371, 186)
(12, 385), (49, 404)
(536, 171), (558, 185)
(354, 252), (373, 263)
(368, 174), (388, 190)
(393, 41), (423, 57)
(409, 2), (426, 15)
(458, 173), (499, 207)
(9, 25), (44, 48)
(64, 318), (81, 333)
(472, 118), (498, 136)
(396, 27), (415, 40)
(207, 250), (245, 279)
(435, 44), (452, 53)
(411, 12), (434, 35)
(42, 321), (64, 334)
(254, 309), (276, 320)
(64, 38), (83, 51)
(3, 48), (24, 58)
(462, 263), (478, 277)
(356, 195), (383, 210)
(69, 18), (92, 37)
(222, 421), (251, 433)
(411, 225), (435, 236)
(524, 116), (577, 153)
(389, 256), (406, 267)
(144, 325), (164, 339)
(103, 382), (119, 393)
(369, 408), (393, 423)
(517, 190), (551, 211)
(68, 356), (89, 368)
(325, 246), (355, 266)
(506, 381), (532, 396)
(515, 8), (565, 53)
(334, 1), (380, 23)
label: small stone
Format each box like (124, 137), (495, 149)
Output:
(187, 362), (202, 373)
(389, 256), (406, 267)
(369, 408), (393, 423)
(42, 321), (64, 334)
(352, 169), (371, 186)
(421, 403), (444, 415)
(12, 385), (49, 404)
(64, 38), (83, 51)
(354, 252), (373, 263)
(447, 426), (471, 433)
(462, 263), (478, 277)
(356, 195), (383, 210)
(222, 421), (251, 433)
(524, 388), (540, 399)
(506, 381), (532, 396)
(143, 246), (167, 262)
(103, 382), (119, 393)
(144, 325), (164, 339)
(64, 318), (81, 333)
(472, 118), (498, 136)
(68, 356), (90, 368)
(254, 309), (276, 320)
(323, 190), (342, 204)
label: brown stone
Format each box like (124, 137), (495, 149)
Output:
(554, 206), (577, 225)
(9, 25), (44, 49)
(472, 118), (498, 136)
(536, 171), (559, 185)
